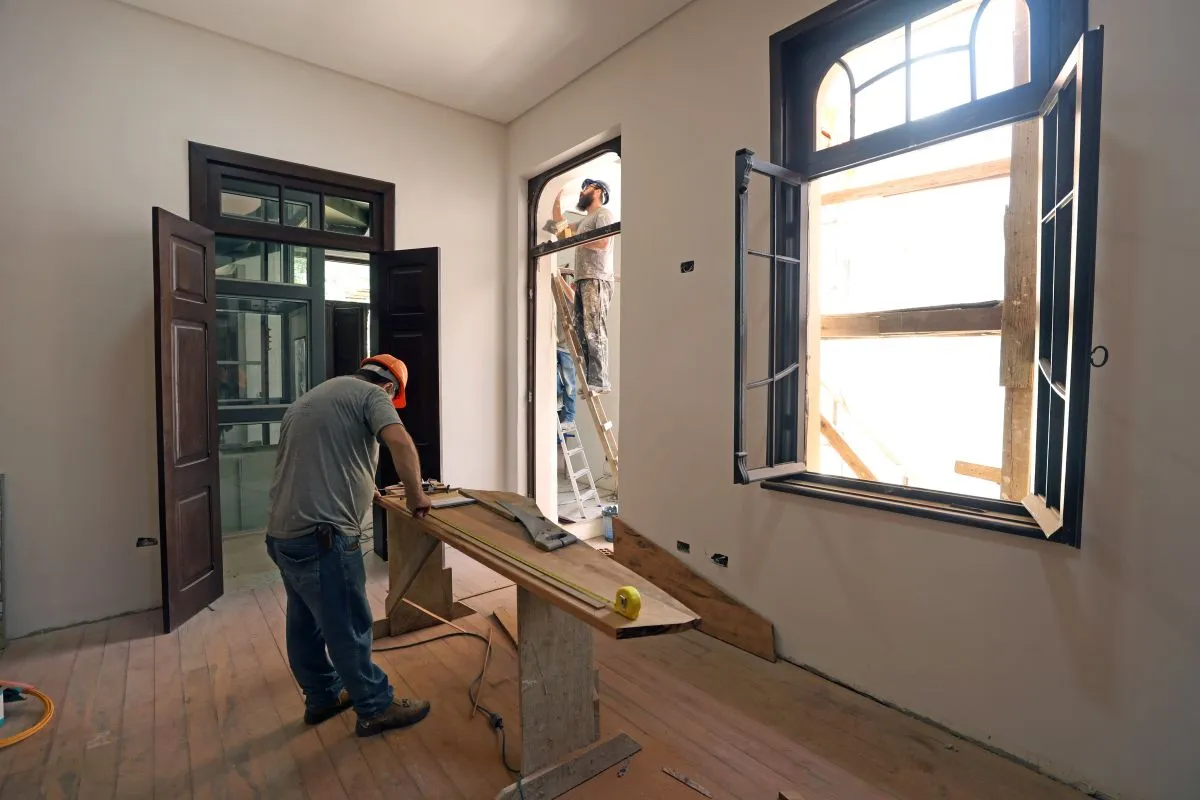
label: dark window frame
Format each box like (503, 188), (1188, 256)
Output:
(744, 0), (1099, 548)
(524, 137), (621, 493)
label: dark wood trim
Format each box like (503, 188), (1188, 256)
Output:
(188, 141), (395, 255)
(820, 301), (1003, 339)
(525, 137), (621, 495)
(189, 142), (393, 196)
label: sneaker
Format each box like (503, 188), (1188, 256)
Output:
(355, 697), (431, 738)
(304, 689), (352, 725)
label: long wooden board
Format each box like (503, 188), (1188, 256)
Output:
(376, 490), (699, 640)
(612, 518), (777, 662)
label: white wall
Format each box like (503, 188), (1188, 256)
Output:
(507, 1), (1200, 798)
(0, 0), (506, 637)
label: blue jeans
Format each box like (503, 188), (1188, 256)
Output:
(266, 529), (393, 718)
(556, 348), (576, 423)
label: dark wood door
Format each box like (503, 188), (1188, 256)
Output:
(325, 302), (369, 378)
(153, 207), (223, 632)
(370, 247), (441, 559)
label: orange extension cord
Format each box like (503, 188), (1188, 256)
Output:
(0, 682), (55, 748)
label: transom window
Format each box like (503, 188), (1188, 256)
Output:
(735, 0), (1102, 547)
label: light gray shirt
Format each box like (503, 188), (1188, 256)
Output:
(266, 376), (401, 539)
(573, 207), (615, 282)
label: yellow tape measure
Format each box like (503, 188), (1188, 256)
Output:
(613, 586), (641, 620)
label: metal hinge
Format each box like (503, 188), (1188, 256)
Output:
(528, 288), (534, 301)
(528, 391), (533, 404)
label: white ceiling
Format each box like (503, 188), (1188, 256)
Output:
(118, 0), (694, 123)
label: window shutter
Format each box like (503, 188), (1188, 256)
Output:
(1024, 28), (1104, 545)
(733, 149), (810, 484)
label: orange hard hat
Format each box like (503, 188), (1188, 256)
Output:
(361, 354), (409, 409)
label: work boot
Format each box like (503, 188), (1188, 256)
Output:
(355, 697), (431, 738)
(304, 689), (352, 725)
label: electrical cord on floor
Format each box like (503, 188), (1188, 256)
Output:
(373, 630), (522, 779)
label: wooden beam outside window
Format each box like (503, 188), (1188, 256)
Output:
(820, 301), (1003, 339)
(820, 159), (1011, 206)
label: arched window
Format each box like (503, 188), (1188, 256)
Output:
(736, 0), (1103, 548)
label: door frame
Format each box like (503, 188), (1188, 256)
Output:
(524, 137), (621, 496)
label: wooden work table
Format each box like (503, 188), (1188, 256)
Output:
(373, 488), (700, 799)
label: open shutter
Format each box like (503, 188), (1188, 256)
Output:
(153, 208), (223, 631)
(1023, 28), (1104, 545)
(733, 149), (810, 484)
(369, 247), (441, 559)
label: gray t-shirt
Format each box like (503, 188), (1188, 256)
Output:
(266, 376), (401, 539)
(573, 207), (615, 281)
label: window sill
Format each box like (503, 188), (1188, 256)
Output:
(762, 473), (1059, 543)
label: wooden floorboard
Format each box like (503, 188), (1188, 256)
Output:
(0, 554), (1087, 799)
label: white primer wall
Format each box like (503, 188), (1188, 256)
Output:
(0, 0), (506, 637)
(507, 1), (1200, 797)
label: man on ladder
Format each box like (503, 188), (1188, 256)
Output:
(550, 178), (615, 394)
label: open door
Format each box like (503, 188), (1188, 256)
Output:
(153, 208), (223, 631)
(369, 247), (442, 559)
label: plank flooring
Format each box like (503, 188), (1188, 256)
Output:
(0, 552), (1086, 799)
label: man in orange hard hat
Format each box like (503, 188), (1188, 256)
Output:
(265, 353), (433, 738)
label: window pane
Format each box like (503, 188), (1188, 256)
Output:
(817, 177), (1008, 315)
(216, 297), (310, 406)
(215, 237), (309, 285)
(817, 336), (1004, 497)
(221, 178), (280, 224)
(974, 0), (1032, 99)
(219, 422), (281, 536)
(911, 0), (979, 57)
(533, 151), (622, 248)
(843, 26), (905, 86)
(745, 249), (773, 386)
(744, 384), (770, 472)
(284, 188), (319, 228)
(326, 250), (371, 303)
(855, 68), (907, 138)
(324, 196), (372, 237)
(816, 62), (852, 149)
(911, 51), (972, 120)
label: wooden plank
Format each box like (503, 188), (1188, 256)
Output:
(492, 606), (518, 645)
(177, 610), (233, 800)
(77, 614), (145, 800)
(383, 515), (455, 636)
(663, 767), (713, 797)
(779, 792), (809, 800)
(376, 491), (699, 640)
(152, 623), (191, 798)
(114, 617), (157, 798)
(611, 519), (775, 662)
(999, 2), (1037, 502)
(819, 416), (877, 481)
(39, 620), (109, 800)
(495, 732), (641, 800)
(820, 158), (1010, 206)
(517, 587), (599, 775)
(383, 521), (441, 617)
(954, 461), (1002, 484)
(820, 301), (1003, 339)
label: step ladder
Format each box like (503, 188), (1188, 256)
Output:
(557, 419), (602, 519)
(551, 274), (619, 487)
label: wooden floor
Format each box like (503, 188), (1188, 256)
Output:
(0, 551), (1086, 799)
